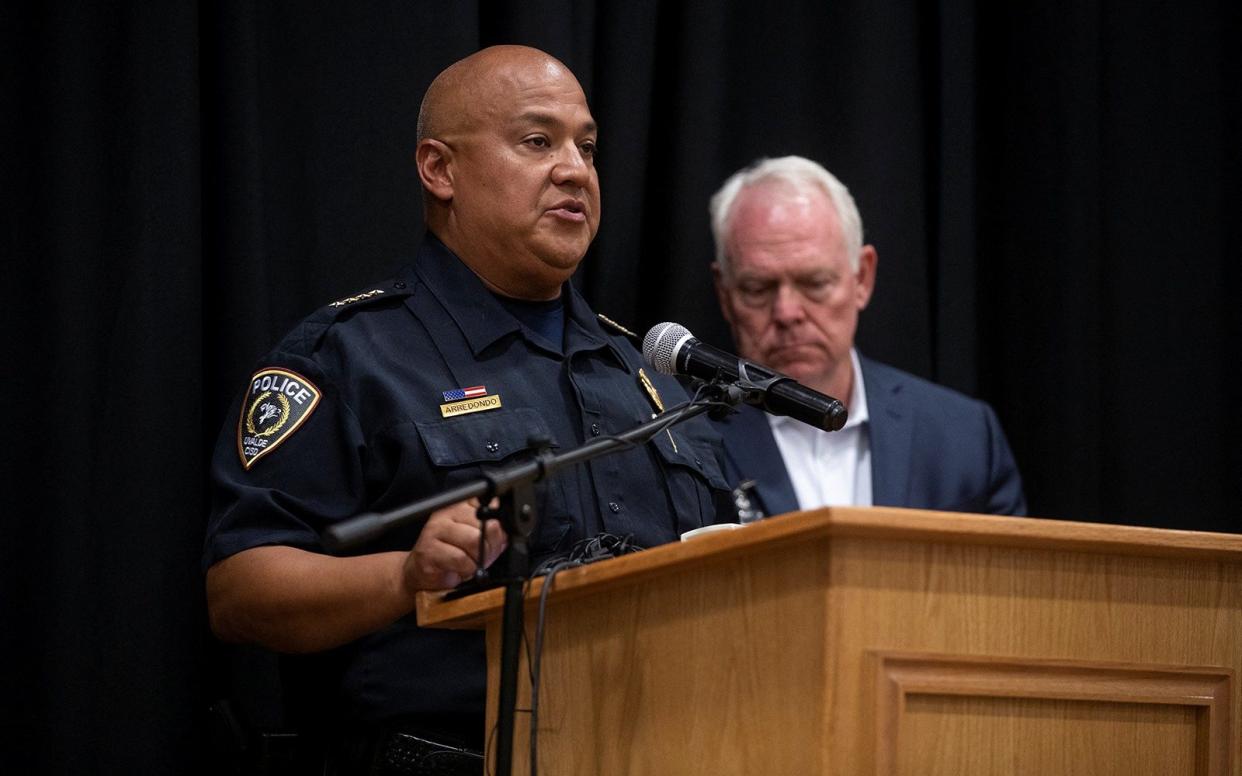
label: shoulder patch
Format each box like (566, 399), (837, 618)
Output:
(596, 313), (639, 341)
(236, 368), (322, 469)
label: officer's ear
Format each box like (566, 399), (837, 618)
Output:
(416, 139), (454, 203)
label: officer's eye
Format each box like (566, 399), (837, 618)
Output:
(579, 140), (597, 158)
(523, 135), (551, 149)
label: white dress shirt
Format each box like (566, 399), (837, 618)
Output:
(767, 349), (872, 509)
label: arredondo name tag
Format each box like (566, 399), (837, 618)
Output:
(237, 367), (322, 469)
(439, 394), (502, 418)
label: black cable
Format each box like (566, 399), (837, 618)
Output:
(521, 574), (537, 688)
(529, 558), (576, 776)
(530, 532), (643, 578)
(508, 386), (727, 773)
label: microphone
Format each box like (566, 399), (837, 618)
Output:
(643, 322), (847, 432)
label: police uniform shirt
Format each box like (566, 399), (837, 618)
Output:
(204, 235), (731, 724)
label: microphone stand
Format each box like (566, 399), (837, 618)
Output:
(323, 382), (743, 776)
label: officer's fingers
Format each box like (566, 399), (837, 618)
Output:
(481, 520), (508, 569)
(421, 510), (476, 540)
(410, 513), (479, 577)
(439, 499), (507, 552)
(457, 497), (502, 523)
(408, 541), (476, 590)
(418, 498), (506, 570)
(405, 514), (508, 590)
(428, 542), (478, 577)
(437, 497), (498, 526)
(430, 501), (477, 526)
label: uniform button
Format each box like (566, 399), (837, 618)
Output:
(608, 501), (621, 513)
(485, 441), (500, 453)
(393, 280), (406, 289)
(591, 423), (601, 436)
(694, 458), (703, 467)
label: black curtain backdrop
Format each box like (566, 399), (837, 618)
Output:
(2, 1), (1238, 773)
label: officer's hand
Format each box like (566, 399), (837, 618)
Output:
(405, 499), (508, 591)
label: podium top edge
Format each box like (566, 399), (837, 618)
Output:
(415, 506), (1242, 628)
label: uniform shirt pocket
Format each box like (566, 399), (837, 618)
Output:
(650, 428), (732, 532)
(414, 407), (557, 467)
(413, 407), (572, 558)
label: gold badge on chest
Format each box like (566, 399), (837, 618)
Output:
(638, 368), (677, 453)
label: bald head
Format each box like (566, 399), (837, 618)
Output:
(417, 46), (578, 144)
(413, 46), (601, 300)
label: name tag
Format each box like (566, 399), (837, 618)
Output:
(439, 394), (503, 418)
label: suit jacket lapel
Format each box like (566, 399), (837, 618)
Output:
(862, 356), (914, 507)
(719, 404), (800, 517)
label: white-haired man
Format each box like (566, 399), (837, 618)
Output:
(710, 156), (1026, 516)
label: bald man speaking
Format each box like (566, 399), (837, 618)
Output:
(203, 46), (729, 772)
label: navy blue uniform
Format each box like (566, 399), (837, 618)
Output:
(205, 236), (730, 728)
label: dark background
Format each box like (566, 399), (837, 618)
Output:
(2, 1), (1238, 773)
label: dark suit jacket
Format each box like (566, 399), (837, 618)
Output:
(716, 355), (1027, 516)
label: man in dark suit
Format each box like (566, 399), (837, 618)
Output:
(709, 156), (1026, 516)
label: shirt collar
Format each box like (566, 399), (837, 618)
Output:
(770, 348), (869, 431)
(408, 234), (627, 367)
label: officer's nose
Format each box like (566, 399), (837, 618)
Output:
(551, 144), (591, 189)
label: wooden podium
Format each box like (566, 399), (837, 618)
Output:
(417, 507), (1242, 775)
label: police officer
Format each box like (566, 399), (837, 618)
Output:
(204, 46), (730, 772)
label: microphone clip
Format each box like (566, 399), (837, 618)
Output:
(691, 378), (748, 420)
(695, 360), (798, 422)
(733, 360), (795, 407)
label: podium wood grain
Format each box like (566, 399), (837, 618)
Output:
(417, 507), (1242, 775)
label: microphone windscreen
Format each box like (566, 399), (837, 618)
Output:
(642, 322), (693, 375)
